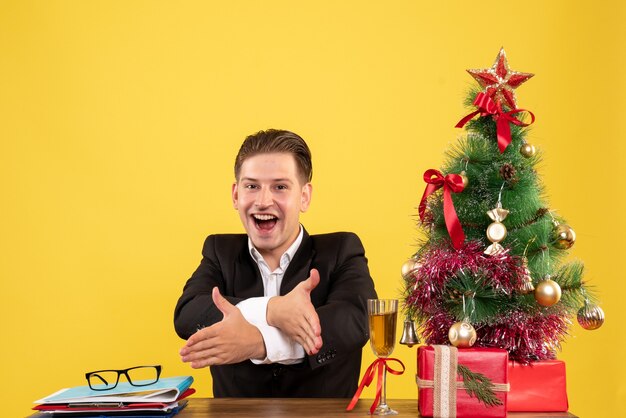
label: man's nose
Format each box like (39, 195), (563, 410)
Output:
(255, 187), (273, 207)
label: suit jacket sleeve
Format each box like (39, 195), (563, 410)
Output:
(308, 232), (377, 370)
(173, 235), (248, 339)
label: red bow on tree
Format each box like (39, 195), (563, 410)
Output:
(456, 92), (535, 153)
(419, 169), (466, 250)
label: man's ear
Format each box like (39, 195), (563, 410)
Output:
(300, 183), (312, 212)
(231, 182), (239, 209)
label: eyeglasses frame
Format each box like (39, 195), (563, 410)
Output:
(85, 365), (162, 391)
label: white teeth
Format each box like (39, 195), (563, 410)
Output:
(253, 214), (277, 221)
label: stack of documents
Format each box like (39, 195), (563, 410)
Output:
(32, 376), (194, 417)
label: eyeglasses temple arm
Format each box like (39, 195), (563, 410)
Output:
(90, 373), (109, 385)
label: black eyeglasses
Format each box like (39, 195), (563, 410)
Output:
(85, 365), (162, 391)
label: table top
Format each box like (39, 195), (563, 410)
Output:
(178, 398), (578, 417)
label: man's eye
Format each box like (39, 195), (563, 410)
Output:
(245, 184), (258, 189)
(275, 185), (288, 190)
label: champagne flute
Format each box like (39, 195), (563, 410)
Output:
(368, 299), (398, 415)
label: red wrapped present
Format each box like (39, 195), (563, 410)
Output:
(507, 360), (568, 412)
(417, 345), (509, 418)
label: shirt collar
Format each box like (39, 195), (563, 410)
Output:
(248, 225), (304, 272)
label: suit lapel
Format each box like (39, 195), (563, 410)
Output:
(233, 239), (265, 298)
(280, 228), (315, 295)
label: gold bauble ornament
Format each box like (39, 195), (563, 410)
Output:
(534, 276), (562, 307)
(448, 321), (477, 347)
(520, 142), (536, 158)
(577, 302), (605, 330)
(460, 170), (469, 189)
(401, 258), (421, 280)
(551, 223), (576, 249)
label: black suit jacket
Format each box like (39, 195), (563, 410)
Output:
(174, 229), (377, 397)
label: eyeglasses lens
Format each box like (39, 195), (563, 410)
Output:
(126, 366), (159, 386)
(87, 371), (119, 390)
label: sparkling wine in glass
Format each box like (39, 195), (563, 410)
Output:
(368, 299), (398, 415)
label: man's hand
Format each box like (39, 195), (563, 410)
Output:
(179, 287), (266, 368)
(267, 269), (323, 355)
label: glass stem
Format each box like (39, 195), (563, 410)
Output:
(379, 366), (388, 408)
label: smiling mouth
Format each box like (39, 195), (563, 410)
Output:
(253, 214), (278, 231)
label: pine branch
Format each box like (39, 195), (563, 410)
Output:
(444, 270), (505, 323)
(553, 261), (597, 311)
(463, 87), (484, 108)
(457, 364), (503, 407)
(512, 207), (550, 229)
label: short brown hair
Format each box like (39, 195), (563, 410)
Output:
(234, 129), (312, 183)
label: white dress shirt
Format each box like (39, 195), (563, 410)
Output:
(236, 226), (306, 365)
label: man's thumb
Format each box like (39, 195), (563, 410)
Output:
(305, 268), (320, 292)
(212, 287), (235, 317)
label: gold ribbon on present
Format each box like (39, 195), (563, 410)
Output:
(416, 345), (510, 418)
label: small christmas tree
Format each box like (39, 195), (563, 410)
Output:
(403, 48), (605, 363)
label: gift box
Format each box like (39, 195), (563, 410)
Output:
(417, 345), (509, 418)
(507, 360), (568, 412)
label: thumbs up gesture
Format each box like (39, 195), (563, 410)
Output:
(267, 269), (323, 355)
(180, 287), (266, 368)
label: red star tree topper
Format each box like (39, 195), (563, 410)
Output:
(467, 48), (534, 109)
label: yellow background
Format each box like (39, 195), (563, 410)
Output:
(1, 1), (624, 417)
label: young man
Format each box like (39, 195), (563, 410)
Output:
(174, 129), (377, 397)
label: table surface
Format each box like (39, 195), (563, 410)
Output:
(178, 398), (578, 417)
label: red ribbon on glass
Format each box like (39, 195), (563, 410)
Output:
(456, 92), (535, 153)
(346, 358), (405, 414)
(419, 169), (466, 250)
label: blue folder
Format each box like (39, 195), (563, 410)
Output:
(36, 376), (194, 404)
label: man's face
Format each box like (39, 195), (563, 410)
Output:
(232, 152), (312, 260)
